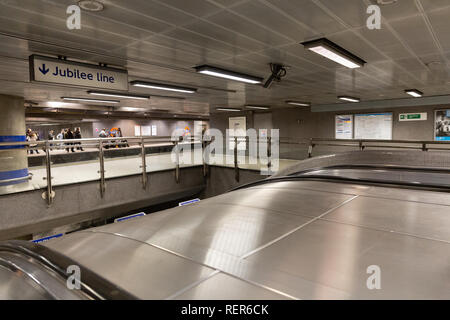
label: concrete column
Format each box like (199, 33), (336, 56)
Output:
(0, 94), (28, 186)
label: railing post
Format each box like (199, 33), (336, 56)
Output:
(202, 136), (208, 178)
(175, 138), (180, 183)
(98, 140), (106, 197)
(422, 143), (428, 152)
(234, 136), (239, 182)
(141, 136), (148, 189)
(43, 140), (54, 205)
(267, 136), (272, 174)
(308, 139), (314, 158)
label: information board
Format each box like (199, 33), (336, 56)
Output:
(141, 126), (151, 136)
(355, 113), (393, 140)
(30, 55), (128, 90)
(335, 115), (353, 139)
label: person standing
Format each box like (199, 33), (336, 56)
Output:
(65, 128), (75, 153)
(28, 131), (39, 154)
(56, 129), (64, 150)
(74, 127), (84, 151)
(117, 128), (129, 148)
(47, 130), (55, 151)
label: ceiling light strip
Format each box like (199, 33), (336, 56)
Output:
(87, 91), (150, 100)
(301, 38), (366, 69)
(130, 81), (197, 94)
(195, 65), (263, 84)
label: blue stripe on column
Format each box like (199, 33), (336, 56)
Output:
(0, 135), (26, 150)
(0, 168), (29, 186)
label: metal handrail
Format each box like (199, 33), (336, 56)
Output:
(0, 174), (33, 184)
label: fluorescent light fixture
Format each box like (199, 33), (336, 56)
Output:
(286, 101), (310, 107)
(216, 107), (242, 112)
(47, 101), (72, 108)
(87, 90), (150, 100)
(405, 89), (423, 98)
(130, 81), (197, 94)
(61, 97), (120, 104)
(338, 96), (360, 103)
(195, 65), (263, 84)
(301, 38), (365, 69)
(245, 105), (270, 110)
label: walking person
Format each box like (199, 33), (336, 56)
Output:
(74, 127), (84, 151)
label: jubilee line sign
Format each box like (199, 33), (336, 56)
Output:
(29, 55), (128, 91)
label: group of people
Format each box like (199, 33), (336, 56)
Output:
(26, 127), (84, 154)
(98, 127), (129, 148)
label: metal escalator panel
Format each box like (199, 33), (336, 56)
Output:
(0, 240), (138, 300)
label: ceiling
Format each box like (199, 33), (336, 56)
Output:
(1, 0), (450, 119)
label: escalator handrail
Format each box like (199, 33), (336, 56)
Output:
(0, 240), (138, 300)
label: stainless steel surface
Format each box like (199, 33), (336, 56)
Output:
(0, 252), (84, 300)
(173, 273), (287, 300)
(0, 265), (49, 300)
(41, 169), (450, 299)
(46, 231), (216, 299)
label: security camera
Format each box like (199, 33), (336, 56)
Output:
(263, 63), (287, 89)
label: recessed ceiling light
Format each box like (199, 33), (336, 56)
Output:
(61, 97), (119, 104)
(286, 101), (310, 107)
(376, 0), (397, 5)
(245, 105), (270, 110)
(195, 65), (263, 84)
(301, 38), (366, 69)
(78, 0), (104, 12)
(216, 107), (242, 112)
(338, 96), (360, 103)
(405, 89), (423, 98)
(87, 91), (150, 100)
(130, 81), (197, 94)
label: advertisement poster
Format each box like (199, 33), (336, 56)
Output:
(435, 110), (450, 141)
(335, 115), (353, 139)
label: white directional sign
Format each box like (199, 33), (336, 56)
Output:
(29, 55), (128, 90)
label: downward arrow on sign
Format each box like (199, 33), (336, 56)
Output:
(39, 64), (50, 75)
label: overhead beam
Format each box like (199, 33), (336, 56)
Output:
(311, 94), (450, 112)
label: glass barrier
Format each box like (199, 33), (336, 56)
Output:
(2, 136), (450, 203)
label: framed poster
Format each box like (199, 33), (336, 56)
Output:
(435, 109), (450, 141)
(134, 125), (141, 136)
(141, 126), (151, 136)
(355, 113), (393, 140)
(335, 115), (353, 139)
(151, 125), (157, 136)
(228, 116), (246, 150)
